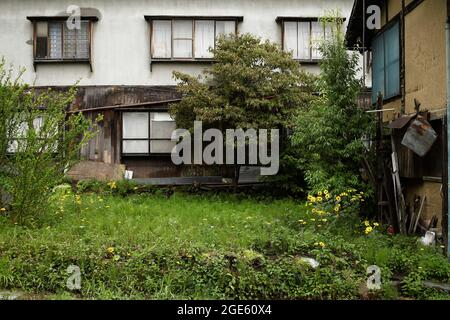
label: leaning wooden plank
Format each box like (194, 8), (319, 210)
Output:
(413, 196), (426, 234)
(391, 135), (408, 234)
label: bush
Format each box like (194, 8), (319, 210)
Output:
(0, 60), (99, 226)
(291, 14), (374, 193)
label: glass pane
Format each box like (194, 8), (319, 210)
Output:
(123, 140), (149, 154)
(63, 25), (77, 59)
(298, 22), (310, 60)
(284, 22), (298, 59)
(49, 22), (62, 59)
(150, 140), (176, 153)
(372, 34), (385, 102)
(36, 22), (48, 37)
(311, 21), (324, 59)
(122, 112), (149, 139)
(173, 39), (193, 58)
(151, 121), (176, 139)
(173, 20), (193, 39)
(152, 112), (174, 121)
(384, 22), (400, 99)
(76, 21), (89, 59)
(152, 20), (172, 58)
(215, 20), (235, 38)
(195, 20), (215, 58)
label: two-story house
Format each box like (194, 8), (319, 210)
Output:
(346, 0), (449, 253)
(0, 0), (355, 183)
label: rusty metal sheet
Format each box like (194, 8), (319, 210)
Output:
(401, 116), (437, 157)
(387, 114), (416, 129)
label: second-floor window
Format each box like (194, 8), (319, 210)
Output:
(150, 18), (237, 60)
(282, 19), (331, 61)
(33, 20), (91, 60)
(372, 21), (400, 102)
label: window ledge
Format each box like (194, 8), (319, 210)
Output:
(150, 58), (215, 63)
(34, 59), (92, 71)
(295, 59), (321, 65)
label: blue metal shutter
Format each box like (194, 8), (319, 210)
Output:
(372, 34), (385, 103)
(384, 21), (400, 99)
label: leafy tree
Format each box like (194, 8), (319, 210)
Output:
(291, 16), (374, 193)
(0, 59), (99, 225)
(169, 33), (315, 185)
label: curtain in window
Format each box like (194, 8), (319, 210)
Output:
(311, 21), (324, 60)
(215, 20), (235, 38)
(284, 22), (298, 59)
(298, 22), (311, 60)
(152, 20), (172, 58)
(194, 20), (215, 58)
(173, 20), (193, 58)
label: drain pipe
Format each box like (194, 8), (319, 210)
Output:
(446, 18), (450, 261)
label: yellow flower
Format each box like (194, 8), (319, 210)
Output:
(106, 247), (115, 254)
(317, 191), (323, 196)
(318, 242), (325, 248)
(322, 218), (328, 222)
(365, 226), (373, 235)
(324, 190), (329, 195)
(373, 222), (379, 227)
(335, 196), (341, 202)
(317, 196), (323, 202)
(334, 206), (340, 212)
(325, 194), (331, 200)
(364, 220), (370, 227)
(107, 181), (117, 189)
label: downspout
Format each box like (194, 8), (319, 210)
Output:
(446, 18), (450, 261)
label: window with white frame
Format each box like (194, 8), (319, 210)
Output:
(151, 19), (236, 60)
(283, 20), (332, 61)
(122, 112), (176, 155)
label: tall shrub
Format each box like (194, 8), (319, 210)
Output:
(291, 16), (374, 193)
(0, 60), (98, 225)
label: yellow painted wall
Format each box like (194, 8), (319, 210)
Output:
(380, 0), (447, 120)
(383, 99), (402, 122)
(405, 181), (443, 232)
(404, 0), (447, 115)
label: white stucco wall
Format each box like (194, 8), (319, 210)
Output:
(0, 0), (356, 86)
